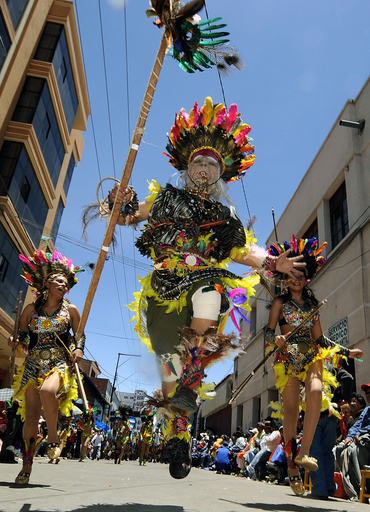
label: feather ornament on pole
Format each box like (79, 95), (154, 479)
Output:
(146, 0), (242, 73)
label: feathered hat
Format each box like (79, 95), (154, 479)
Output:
(19, 249), (83, 297)
(268, 235), (327, 280)
(164, 96), (255, 183)
(118, 404), (133, 418)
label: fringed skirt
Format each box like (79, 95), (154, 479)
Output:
(270, 337), (340, 419)
(12, 342), (78, 421)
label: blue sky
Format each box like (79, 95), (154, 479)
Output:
(56, 0), (370, 396)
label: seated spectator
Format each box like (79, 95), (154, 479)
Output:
(244, 421), (281, 481)
(339, 403), (353, 440)
(214, 439), (232, 474)
(334, 384), (370, 501)
(349, 392), (366, 423)
(266, 427), (287, 484)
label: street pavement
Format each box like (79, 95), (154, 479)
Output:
(0, 458), (367, 512)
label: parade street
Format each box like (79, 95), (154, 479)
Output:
(0, 459), (366, 512)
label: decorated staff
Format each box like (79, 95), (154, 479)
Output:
(8, 250), (85, 485)
(265, 235), (363, 496)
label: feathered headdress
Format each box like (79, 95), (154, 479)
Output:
(268, 235), (327, 280)
(146, 0), (242, 73)
(118, 404), (133, 418)
(19, 249), (83, 297)
(164, 97), (255, 182)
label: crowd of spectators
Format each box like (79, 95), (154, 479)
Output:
(189, 378), (370, 502)
(1, 378), (370, 502)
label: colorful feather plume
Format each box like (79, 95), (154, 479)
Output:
(165, 96), (255, 182)
(267, 235), (327, 280)
(146, 0), (242, 73)
(19, 249), (83, 296)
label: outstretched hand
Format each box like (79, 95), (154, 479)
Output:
(275, 249), (306, 278)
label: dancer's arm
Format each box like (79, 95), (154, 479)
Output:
(69, 304), (84, 363)
(312, 319), (363, 360)
(233, 247), (306, 280)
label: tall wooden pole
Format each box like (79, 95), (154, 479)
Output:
(76, 33), (168, 340)
(7, 291), (23, 387)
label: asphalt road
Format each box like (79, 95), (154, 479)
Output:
(0, 458), (367, 512)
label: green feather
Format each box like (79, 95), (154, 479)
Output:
(200, 31), (230, 39)
(202, 24), (227, 31)
(200, 39), (230, 46)
(198, 17), (222, 26)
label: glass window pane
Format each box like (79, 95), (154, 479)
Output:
(0, 223), (28, 317)
(0, 141), (49, 246)
(0, 11), (11, 70)
(63, 152), (76, 195)
(6, 0), (30, 30)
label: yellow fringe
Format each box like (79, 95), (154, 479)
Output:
(271, 345), (341, 419)
(145, 179), (161, 207)
(12, 364), (78, 422)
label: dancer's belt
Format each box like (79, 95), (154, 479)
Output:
(153, 252), (214, 272)
(28, 346), (66, 361)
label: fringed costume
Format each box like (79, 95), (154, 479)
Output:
(12, 249), (84, 484)
(12, 298), (78, 421)
(129, 180), (259, 355)
(265, 236), (351, 418)
(97, 96), (285, 478)
(266, 299), (347, 418)
(264, 235), (356, 495)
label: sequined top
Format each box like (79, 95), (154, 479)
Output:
(28, 298), (70, 350)
(282, 301), (319, 330)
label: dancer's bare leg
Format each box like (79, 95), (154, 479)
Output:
(299, 359), (323, 456)
(40, 371), (62, 445)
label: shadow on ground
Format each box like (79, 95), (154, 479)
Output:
(0, 504), (185, 512)
(220, 498), (347, 512)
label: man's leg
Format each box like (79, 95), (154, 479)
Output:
(309, 414), (329, 498)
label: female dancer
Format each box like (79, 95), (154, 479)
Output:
(115, 405), (132, 464)
(265, 236), (363, 495)
(78, 407), (95, 461)
(138, 408), (154, 466)
(8, 250), (85, 484)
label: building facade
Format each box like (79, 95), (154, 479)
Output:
(0, 0), (90, 386)
(232, 75), (370, 433)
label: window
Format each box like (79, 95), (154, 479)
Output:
(303, 218), (318, 242)
(6, 0), (30, 30)
(50, 198), (64, 241)
(12, 77), (65, 187)
(0, 141), (49, 246)
(63, 152), (76, 195)
(330, 182), (349, 248)
(20, 175), (30, 202)
(34, 23), (78, 132)
(0, 223), (28, 317)
(0, 254), (9, 282)
(0, 11), (11, 71)
(12, 76), (44, 124)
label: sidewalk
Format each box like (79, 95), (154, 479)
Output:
(0, 458), (367, 512)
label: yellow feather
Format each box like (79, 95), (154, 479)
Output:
(202, 96), (213, 126)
